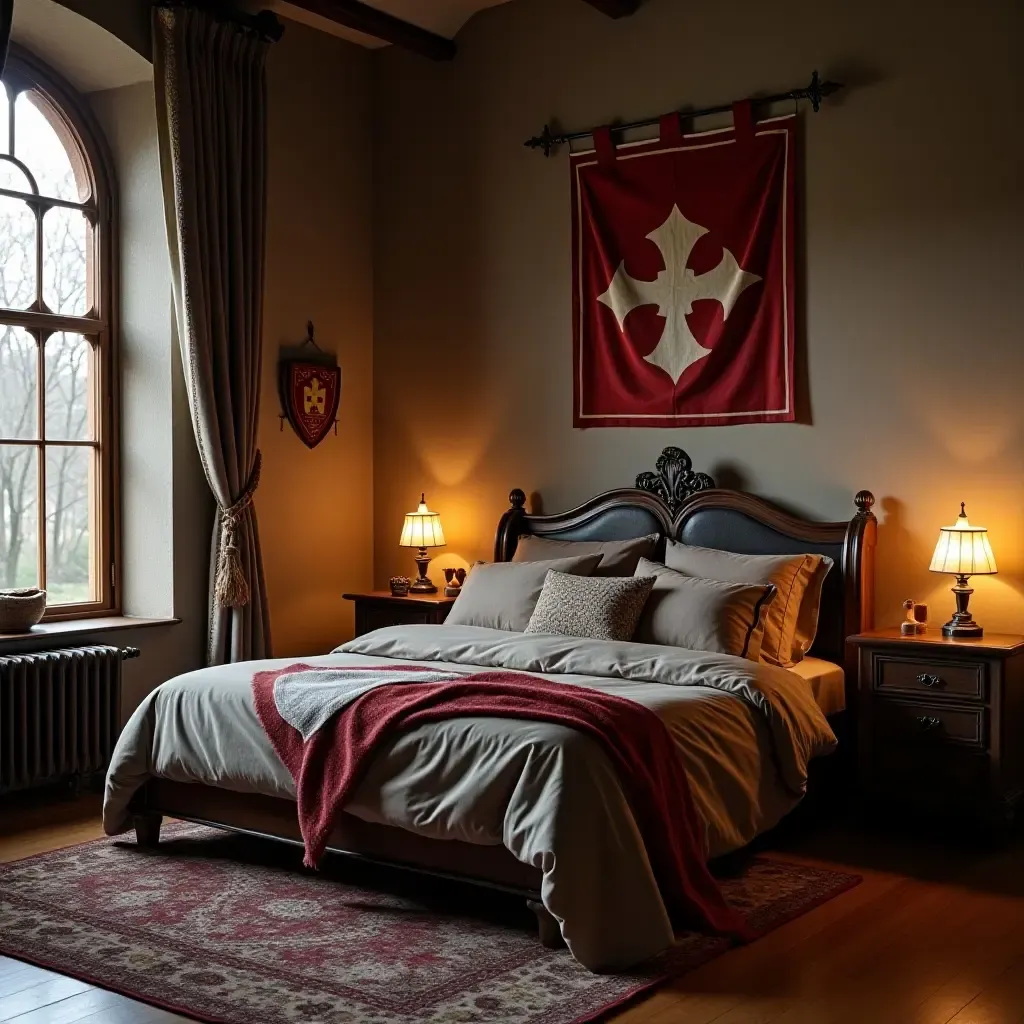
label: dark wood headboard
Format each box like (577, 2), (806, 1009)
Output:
(494, 448), (876, 697)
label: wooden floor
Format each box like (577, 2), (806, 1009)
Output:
(1, 796), (1023, 1023)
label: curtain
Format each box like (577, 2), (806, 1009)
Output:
(153, 5), (273, 664)
(0, 0), (13, 79)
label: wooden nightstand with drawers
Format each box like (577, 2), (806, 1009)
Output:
(850, 628), (1024, 830)
(343, 591), (455, 638)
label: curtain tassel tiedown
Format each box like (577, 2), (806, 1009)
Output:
(215, 451), (262, 608)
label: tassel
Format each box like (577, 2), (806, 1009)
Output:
(214, 451), (263, 609)
(215, 534), (250, 609)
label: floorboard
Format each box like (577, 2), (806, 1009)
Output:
(0, 795), (1022, 1023)
(0, 987), (129, 1024)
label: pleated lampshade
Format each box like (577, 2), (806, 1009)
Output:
(399, 494), (446, 550)
(929, 504), (996, 577)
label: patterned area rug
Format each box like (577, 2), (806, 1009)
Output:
(0, 824), (859, 1024)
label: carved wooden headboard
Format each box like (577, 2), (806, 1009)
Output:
(494, 447), (876, 696)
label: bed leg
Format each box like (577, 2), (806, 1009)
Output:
(527, 900), (565, 950)
(133, 812), (162, 848)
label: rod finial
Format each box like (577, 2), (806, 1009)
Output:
(808, 69), (843, 112)
(253, 9), (285, 42)
(525, 124), (556, 157)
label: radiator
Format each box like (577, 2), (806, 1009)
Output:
(0, 645), (139, 795)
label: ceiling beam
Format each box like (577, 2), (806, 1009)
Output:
(283, 0), (456, 60)
(581, 0), (640, 17)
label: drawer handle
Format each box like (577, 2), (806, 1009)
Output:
(916, 673), (943, 688)
(915, 714), (943, 734)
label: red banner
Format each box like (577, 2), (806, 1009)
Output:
(571, 106), (796, 428)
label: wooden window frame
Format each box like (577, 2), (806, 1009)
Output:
(0, 46), (120, 621)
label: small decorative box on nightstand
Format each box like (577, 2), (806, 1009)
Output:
(343, 591), (455, 638)
(849, 628), (1024, 829)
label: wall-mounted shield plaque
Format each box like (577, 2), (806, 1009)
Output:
(279, 361), (341, 449)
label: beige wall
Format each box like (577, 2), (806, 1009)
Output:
(52, 0), (1024, 649)
(53, 0), (150, 60)
(372, 0), (1024, 632)
(258, 20), (375, 656)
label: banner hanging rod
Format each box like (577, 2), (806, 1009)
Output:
(525, 70), (842, 157)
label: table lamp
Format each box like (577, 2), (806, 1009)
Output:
(928, 502), (997, 637)
(399, 494), (446, 593)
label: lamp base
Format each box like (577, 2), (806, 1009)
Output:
(942, 576), (982, 637)
(409, 549), (437, 594)
(941, 619), (983, 638)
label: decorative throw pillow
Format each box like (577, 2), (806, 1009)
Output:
(445, 555), (602, 633)
(663, 540), (832, 667)
(632, 558), (778, 661)
(525, 570), (656, 641)
(512, 533), (660, 577)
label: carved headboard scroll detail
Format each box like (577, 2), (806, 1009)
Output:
(635, 446), (715, 514)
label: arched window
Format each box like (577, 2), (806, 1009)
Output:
(0, 49), (116, 618)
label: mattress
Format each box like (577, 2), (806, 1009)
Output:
(789, 656), (845, 716)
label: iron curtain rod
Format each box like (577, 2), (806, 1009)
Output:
(153, 1), (285, 42)
(525, 70), (842, 157)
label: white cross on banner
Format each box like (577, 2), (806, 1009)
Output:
(571, 103), (796, 427)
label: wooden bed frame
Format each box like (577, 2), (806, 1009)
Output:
(129, 448), (876, 935)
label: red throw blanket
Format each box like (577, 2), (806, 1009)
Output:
(252, 664), (751, 940)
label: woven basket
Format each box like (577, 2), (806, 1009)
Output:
(0, 588), (47, 632)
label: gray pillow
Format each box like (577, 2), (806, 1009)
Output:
(633, 558), (778, 661)
(663, 540), (831, 667)
(445, 555), (602, 632)
(511, 533), (660, 577)
(525, 570), (656, 642)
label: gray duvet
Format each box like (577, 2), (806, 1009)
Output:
(103, 624), (835, 971)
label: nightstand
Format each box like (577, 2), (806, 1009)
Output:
(343, 591), (455, 638)
(850, 628), (1024, 829)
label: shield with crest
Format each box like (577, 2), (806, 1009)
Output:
(278, 361), (341, 449)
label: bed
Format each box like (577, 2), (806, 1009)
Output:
(104, 447), (876, 970)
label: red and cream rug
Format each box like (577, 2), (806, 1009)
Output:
(0, 824), (858, 1024)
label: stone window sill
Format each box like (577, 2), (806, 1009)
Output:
(0, 616), (180, 652)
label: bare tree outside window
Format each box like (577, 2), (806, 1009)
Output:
(0, 55), (115, 616)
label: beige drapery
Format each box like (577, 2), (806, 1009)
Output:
(153, 5), (273, 664)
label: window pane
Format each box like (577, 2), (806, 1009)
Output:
(0, 327), (38, 440)
(45, 333), (93, 441)
(0, 196), (38, 310)
(0, 444), (39, 590)
(43, 206), (90, 316)
(45, 444), (94, 604)
(15, 90), (85, 203)
(0, 156), (35, 194)
(0, 83), (9, 155)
